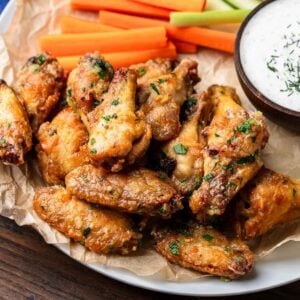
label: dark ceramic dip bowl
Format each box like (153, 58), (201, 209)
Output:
(235, 0), (300, 132)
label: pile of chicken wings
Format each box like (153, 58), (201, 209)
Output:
(1, 52), (299, 280)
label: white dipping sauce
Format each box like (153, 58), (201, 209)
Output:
(240, 0), (300, 112)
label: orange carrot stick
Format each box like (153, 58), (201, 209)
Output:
(132, 0), (206, 12)
(57, 42), (177, 71)
(172, 40), (198, 54)
(39, 27), (168, 57)
(60, 16), (119, 34)
(99, 11), (235, 54)
(70, 0), (171, 19)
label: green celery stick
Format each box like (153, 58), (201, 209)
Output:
(170, 9), (251, 27)
(224, 0), (261, 9)
(205, 0), (235, 10)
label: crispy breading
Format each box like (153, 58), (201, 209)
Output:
(234, 168), (300, 239)
(0, 80), (32, 165)
(14, 53), (64, 133)
(33, 186), (142, 255)
(87, 68), (151, 172)
(65, 164), (183, 218)
(190, 85), (269, 220)
(36, 107), (91, 184)
(152, 221), (253, 279)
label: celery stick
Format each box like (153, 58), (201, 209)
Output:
(225, 0), (261, 9)
(170, 9), (251, 27)
(205, 0), (234, 10)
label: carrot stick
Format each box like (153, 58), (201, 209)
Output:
(131, 0), (206, 12)
(60, 16), (118, 34)
(99, 11), (235, 54)
(70, 0), (171, 19)
(39, 27), (168, 57)
(172, 41), (198, 54)
(57, 42), (177, 71)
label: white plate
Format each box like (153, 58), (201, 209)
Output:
(1, 1), (300, 296)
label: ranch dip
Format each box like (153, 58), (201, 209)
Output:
(240, 0), (300, 112)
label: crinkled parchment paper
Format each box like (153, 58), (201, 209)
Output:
(0, 0), (300, 281)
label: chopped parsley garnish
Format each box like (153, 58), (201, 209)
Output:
(138, 68), (146, 76)
(67, 88), (72, 97)
(90, 82), (95, 88)
(111, 98), (119, 106)
(150, 83), (160, 95)
(186, 97), (197, 107)
(37, 54), (46, 64)
(179, 178), (187, 183)
(33, 66), (40, 73)
(168, 241), (180, 256)
(229, 181), (236, 187)
(158, 207), (166, 214)
(202, 234), (214, 241)
(83, 227), (91, 238)
(158, 78), (167, 84)
(90, 138), (96, 145)
(159, 172), (167, 180)
(102, 113), (117, 121)
(176, 225), (190, 237)
(173, 143), (188, 155)
(236, 119), (253, 134)
(93, 100), (101, 108)
(215, 133), (220, 137)
(90, 148), (97, 154)
(82, 87), (86, 92)
(194, 178), (202, 189)
(0, 138), (6, 145)
(7, 122), (11, 129)
(236, 154), (256, 164)
(227, 136), (236, 144)
(220, 277), (231, 282)
(203, 173), (214, 182)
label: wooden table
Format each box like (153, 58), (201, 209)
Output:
(0, 216), (299, 300)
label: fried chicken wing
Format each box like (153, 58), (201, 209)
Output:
(0, 80), (32, 165)
(14, 53), (64, 133)
(33, 186), (141, 255)
(138, 58), (199, 141)
(190, 86), (269, 220)
(36, 107), (91, 184)
(152, 221), (253, 279)
(87, 68), (151, 172)
(65, 164), (183, 218)
(67, 52), (114, 125)
(130, 58), (173, 105)
(162, 94), (213, 194)
(234, 168), (300, 239)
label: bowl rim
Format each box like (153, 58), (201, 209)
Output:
(234, 0), (300, 118)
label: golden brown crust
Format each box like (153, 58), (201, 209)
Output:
(190, 85), (269, 220)
(152, 221), (254, 279)
(138, 58), (200, 141)
(0, 80), (32, 165)
(33, 186), (142, 255)
(87, 68), (151, 172)
(65, 164), (183, 217)
(36, 107), (91, 184)
(234, 168), (300, 239)
(67, 52), (114, 125)
(14, 53), (64, 133)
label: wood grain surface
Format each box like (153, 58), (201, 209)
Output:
(0, 216), (299, 300)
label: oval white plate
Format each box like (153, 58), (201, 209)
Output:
(1, 1), (300, 296)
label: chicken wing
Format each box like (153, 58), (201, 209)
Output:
(190, 85), (269, 220)
(87, 68), (151, 172)
(138, 58), (199, 141)
(130, 58), (173, 105)
(65, 164), (183, 218)
(67, 52), (114, 125)
(14, 53), (64, 133)
(162, 94), (213, 194)
(36, 107), (92, 185)
(152, 221), (253, 279)
(33, 186), (141, 255)
(0, 80), (32, 165)
(233, 168), (300, 239)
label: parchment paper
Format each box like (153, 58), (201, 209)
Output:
(0, 0), (300, 281)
